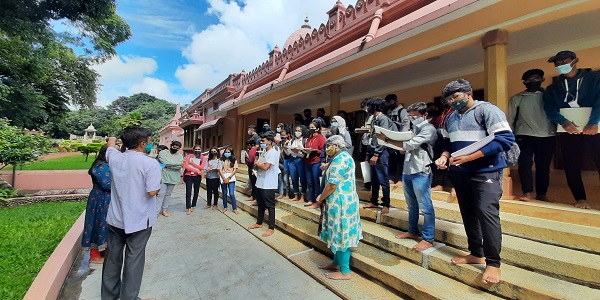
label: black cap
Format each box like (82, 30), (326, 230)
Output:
(547, 50), (576, 63)
(521, 69), (544, 80)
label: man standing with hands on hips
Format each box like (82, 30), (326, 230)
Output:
(543, 50), (600, 209)
(435, 79), (515, 285)
(101, 127), (162, 300)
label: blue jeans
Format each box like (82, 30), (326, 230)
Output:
(402, 172), (435, 242)
(289, 157), (307, 196)
(332, 248), (351, 274)
(369, 149), (390, 207)
(305, 162), (321, 203)
(221, 182), (237, 210)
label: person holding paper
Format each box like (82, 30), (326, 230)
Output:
(543, 50), (600, 209)
(363, 97), (395, 215)
(435, 79), (515, 284)
(377, 102), (437, 251)
(303, 118), (327, 206)
(508, 69), (556, 202)
(385, 94), (410, 188)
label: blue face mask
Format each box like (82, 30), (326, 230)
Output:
(264, 126), (270, 131)
(260, 143), (267, 149)
(224, 153), (231, 158)
(144, 142), (153, 152)
(556, 62), (574, 75)
(331, 122), (339, 127)
(450, 95), (469, 110)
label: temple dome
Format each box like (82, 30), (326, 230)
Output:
(283, 16), (312, 50)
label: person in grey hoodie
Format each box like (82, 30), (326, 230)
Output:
(543, 50), (600, 209)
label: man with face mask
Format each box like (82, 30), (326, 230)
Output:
(508, 69), (556, 202)
(303, 109), (314, 127)
(435, 79), (515, 285)
(385, 94), (410, 188)
(317, 108), (330, 127)
(248, 125), (261, 145)
(155, 141), (184, 217)
(543, 50), (600, 210)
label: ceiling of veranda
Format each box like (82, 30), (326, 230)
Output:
(271, 8), (600, 114)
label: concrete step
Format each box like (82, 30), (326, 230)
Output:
(272, 198), (600, 299)
(359, 191), (600, 253)
(230, 193), (502, 300)
(357, 204), (600, 288)
(220, 203), (403, 300)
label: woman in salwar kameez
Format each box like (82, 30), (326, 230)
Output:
(315, 135), (363, 280)
(82, 144), (111, 264)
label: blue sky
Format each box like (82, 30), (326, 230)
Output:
(91, 0), (334, 107)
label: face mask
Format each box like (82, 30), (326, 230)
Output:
(308, 128), (316, 135)
(325, 146), (336, 156)
(281, 136), (287, 140)
(170, 148), (178, 154)
(210, 152), (217, 157)
(410, 117), (426, 126)
(260, 143), (267, 149)
(144, 143), (153, 152)
(224, 153), (231, 158)
(331, 122), (339, 127)
(321, 130), (328, 136)
(556, 62), (573, 75)
(295, 131), (302, 138)
(264, 126), (270, 131)
(525, 81), (542, 91)
(276, 127), (281, 132)
(194, 150), (202, 155)
(247, 130), (252, 135)
(450, 95), (469, 110)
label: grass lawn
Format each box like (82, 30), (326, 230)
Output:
(0, 201), (86, 300)
(8, 154), (95, 170)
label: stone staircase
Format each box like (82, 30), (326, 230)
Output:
(205, 167), (600, 299)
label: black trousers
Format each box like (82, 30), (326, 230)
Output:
(388, 150), (404, 183)
(184, 175), (201, 209)
(559, 133), (600, 201)
(256, 188), (276, 229)
(450, 171), (503, 268)
(101, 225), (152, 300)
(206, 178), (220, 206)
(516, 135), (555, 196)
(248, 166), (258, 198)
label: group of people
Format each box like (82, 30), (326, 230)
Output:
(78, 50), (598, 299)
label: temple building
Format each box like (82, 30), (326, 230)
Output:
(168, 0), (600, 208)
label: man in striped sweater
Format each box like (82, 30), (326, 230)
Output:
(435, 79), (515, 284)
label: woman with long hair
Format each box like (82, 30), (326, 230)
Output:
(204, 147), (221, 210)
(219, 147), (239, 214)
(303, 118), (327, 206)
(82, 144), (112, 264)
(183, 144), (206, 215)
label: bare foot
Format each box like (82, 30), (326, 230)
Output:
(251, 201), (258, 206)
(262, 229), (275, 237)
(535, 195), (553, 202)
(395, 232), (419, 240)
(191, 207), (195, 212)
(186, 209), (192, 215)
(89, 257), (104, 264)
(212, 205), (218, 210)
(450, 188), (457, 198)
(203, 205), (211, 209)
(303, 202), (314, 207)
(246, 197), (254, 201)
(297, 200), (307, 205)
(451, 254), (485, 265)
(363, 203), (379, 209)
(310, 202), (320, 209)
(575, 200), (591, 209)
(394, 181), (403, 188)
(277, 194), (284, 199)
(318, 263), (340, 271)
(299, 196), (306, 202)
(518, 192), (533, 202)
(221, 208), (227, 213)
(161, 211), (171, 217)
(482, 266), (501, 284)
(233, 209), (239, 215)
(325, 271), (352, 280)
(413, 240), (433, 252)
(431, 185), (444, 191)
(248, 224), (263, 230)
(381, 207), (390, 215)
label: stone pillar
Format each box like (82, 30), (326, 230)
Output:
(236, 112), (245, 157)
(482, 29), (513, 198)
(329, 84), (342, 117)
(270, 104), (278, 127)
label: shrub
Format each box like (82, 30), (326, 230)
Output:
(0, 188), (20, 201)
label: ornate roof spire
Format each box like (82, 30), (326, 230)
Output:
(301, 15), (311, 29)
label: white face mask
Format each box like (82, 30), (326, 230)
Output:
(410, 116), (426, 126)
(295, 131), (302, 138)
(556, 62), (574, 75)
(276, 127), (281, 132)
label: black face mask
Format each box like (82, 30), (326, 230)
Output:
(194, 150), (202, 155)
(308, 128), (316, 135)
(170, 148), (178, 154)
(525, 81), (542, 91)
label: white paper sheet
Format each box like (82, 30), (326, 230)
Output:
(451, 133), (495, 157)
(558, 107), (598, 132)
(372, 126), (413, 151)
(360, 161), (371, 183)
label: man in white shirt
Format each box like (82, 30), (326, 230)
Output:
(248, 131), (280, 237)
(101, 127), (162, 300)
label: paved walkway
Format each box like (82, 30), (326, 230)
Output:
(59, 185), (340, 300)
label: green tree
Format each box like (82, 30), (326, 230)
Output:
(107, 93), (164, 116)
(0, 119), (53, 186)
(77, 143), (104, 162)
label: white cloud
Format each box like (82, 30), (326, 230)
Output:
(175, 0), (335, 93)
(129, 77), (193, 104)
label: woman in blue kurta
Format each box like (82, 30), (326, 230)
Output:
(316, 135), (363, 280)
(82, 144), (111, 264)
